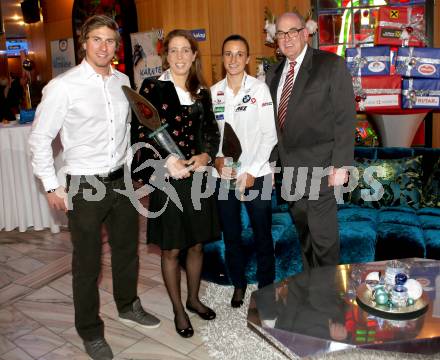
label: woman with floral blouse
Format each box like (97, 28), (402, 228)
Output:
(131, 29), (220, 338)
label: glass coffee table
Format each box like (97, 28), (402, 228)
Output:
(248, 258), (440, 358)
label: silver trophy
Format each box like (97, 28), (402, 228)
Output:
(122, 85), (184, 159)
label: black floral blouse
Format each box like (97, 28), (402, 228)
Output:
(131, 78), (220, 183)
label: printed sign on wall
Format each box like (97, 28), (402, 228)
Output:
(130, 30), (164, 90)
(50, 38), (75, 77)
(190, 29), (206, 42)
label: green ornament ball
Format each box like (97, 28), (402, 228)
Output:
(375, 292), (389, 305)
(407, 298), (415, 306)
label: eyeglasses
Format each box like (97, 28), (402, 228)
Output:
(88, 36), (117, 47)
(275, 28), (304, 40)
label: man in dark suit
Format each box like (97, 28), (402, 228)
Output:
(266, 12), (355, 270)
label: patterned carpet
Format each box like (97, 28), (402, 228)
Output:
(200, 283), (438, 360)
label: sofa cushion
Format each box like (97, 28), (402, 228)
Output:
(422, 157), (440, 208)
(417, 207), (440, 260)
(378, 207), (420, 226)
(338, 205), (378, 223)
(272, 212), (293, 228)
(417, 207), (440, 216)
(348, 156), (423, 209)
(418, 215), (440, 230)
(375, 223), (425, 260)
(339, 220), (376, 264)
(424, 229), (440, 260)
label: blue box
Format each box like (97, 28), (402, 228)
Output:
(19, 109), (36, 124)
(396, 47), (440, 79)
(345, 46), (391, 76)
(402, 78), (440, 109)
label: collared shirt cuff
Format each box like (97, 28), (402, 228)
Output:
(42, 176), (60, 192)
(247, 164), (263, 178)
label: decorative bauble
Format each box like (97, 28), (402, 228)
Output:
(375, 291), (389, 305)
(22, 58), (33, 71)
(363, 10), (369, 17)
(395, 273), (408, 285)
(407, 298), (415, 306)
(406, 26), (414, 34)
(405, 279), (423, 300)
(373, 286), (387, 300)
(409, 58), (417, 66)
(355, 95), (362, 102)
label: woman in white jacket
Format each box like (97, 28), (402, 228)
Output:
(211, 34), (278, 307)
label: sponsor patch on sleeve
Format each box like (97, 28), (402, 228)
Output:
(215, 114), (224, 120)
(262, 102), (273, 107)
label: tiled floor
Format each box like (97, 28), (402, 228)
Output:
(0, 217), (213, 360)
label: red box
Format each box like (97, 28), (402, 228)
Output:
(375, 6), (425, 47)
(388, 0), (425, 4)
(352, 75), (402, 111)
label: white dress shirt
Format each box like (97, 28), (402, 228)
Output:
(29, 59), (131, 191)
(276, 44), (308, 107)
(159, 69), (197, 105)
(211, 73), (277, 178)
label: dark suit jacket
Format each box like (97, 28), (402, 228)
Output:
(266, 47), (355, 174)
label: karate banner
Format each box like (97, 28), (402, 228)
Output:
(50, 38), (75, 77)
(130, 30), (164, 90)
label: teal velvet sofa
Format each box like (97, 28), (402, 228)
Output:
(202, 147), (440, 285)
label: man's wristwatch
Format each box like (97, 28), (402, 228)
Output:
(47, 189), (56, 193)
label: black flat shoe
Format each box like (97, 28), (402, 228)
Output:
(186, 303), (216, 320)
(231, 288), (246, 308)
(174, 314), (194, 338)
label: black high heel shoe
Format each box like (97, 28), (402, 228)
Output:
(186, 303), (216, 320)
(174, 313), (194, 338)
(231, 288), (246, 308)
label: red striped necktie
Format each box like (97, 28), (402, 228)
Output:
(278, 61), (297, 130)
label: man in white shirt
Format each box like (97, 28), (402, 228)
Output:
(29, 15), (160, 360)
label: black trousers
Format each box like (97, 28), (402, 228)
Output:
(289, 187), (339, 271)
(67, 175), (139, 341)
(216, 175), (275, 289)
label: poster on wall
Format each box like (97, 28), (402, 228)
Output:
(130, 30), (164, 90)
(50, 38), (76, 77)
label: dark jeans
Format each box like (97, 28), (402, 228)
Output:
(216, 175), (274, 289)
(67, 175), (139, 341)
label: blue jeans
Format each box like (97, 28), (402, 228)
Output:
(215, 175), (275, 289)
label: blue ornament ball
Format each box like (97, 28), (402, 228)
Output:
(395, 273), (408, 285)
